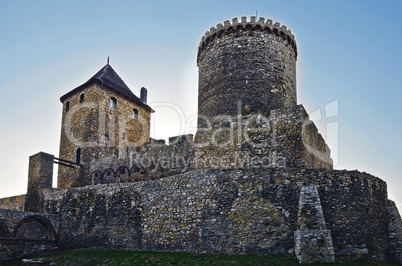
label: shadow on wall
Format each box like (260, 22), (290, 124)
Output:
(0, 219), (10, 239)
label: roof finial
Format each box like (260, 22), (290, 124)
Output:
(107, 56), (110, 65)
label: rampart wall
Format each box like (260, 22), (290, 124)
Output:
(0, 209), (59, 260)
(0, 195), (25, 212)
(80, 135), (195, 186)
(0, 209), (59, 238)
(77, 104), (331, 188)
(387, 200), (402, 263)
(34, 168), (391, 260)
(195, 105), (332, 169)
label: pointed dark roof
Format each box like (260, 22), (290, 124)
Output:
(60, 64), (153, 112)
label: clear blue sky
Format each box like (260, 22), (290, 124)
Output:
(0, 0), (401, 212)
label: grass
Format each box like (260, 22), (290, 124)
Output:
(2, 248), (399, 265)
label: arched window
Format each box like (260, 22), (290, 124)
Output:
(133, 108), (138, 120)
(110, 97), (117, 109)
(65, 102), (70, 112)
(80, 94), (85, 104)
(76, 148), (81, 165)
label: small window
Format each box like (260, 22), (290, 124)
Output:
(76, 148), (81, 165)
(80, 94), (85, 104)
(133, 108), (138, 120)
(110, 97), (117, 109)
(123, 132), (125, 140)
(65, 102), (70, 112)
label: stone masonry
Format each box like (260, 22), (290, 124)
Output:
(0, 209), (59, 260)
(0, 195), (25, 212)
(197, 16), (297, 120)
(387, 200), (402, 263)
(32, 168), (390, 260)
(0, 16), (401, 264)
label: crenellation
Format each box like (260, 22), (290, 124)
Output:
(265, 18), (273, 26)
(198, 17), (297, 61)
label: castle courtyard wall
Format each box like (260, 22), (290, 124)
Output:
(36, 168), (390, 259)
(0, 209), (59, 260)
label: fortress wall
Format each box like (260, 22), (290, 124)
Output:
(387, 200), (402, 263)
(308, 170), (389, 260)
(65, 135), (196, 187)
(272, 105), (331, 169)
(0, 195), (25, 212)
(0, 240), (58, 261)
(51, 186), (142, 250)
(128, 134), (195, 179)
(0, 209), (59, 234)
(52, 104), (332, 189)
(41, 168), (389, 257)
(195, 105), (332, 170)
(0, 209), (59, 260)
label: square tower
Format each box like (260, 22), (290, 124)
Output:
(58, 63), (154, 188)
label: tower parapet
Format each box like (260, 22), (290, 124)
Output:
(196, 16), (298, 125)
(197, 16), (297, 62)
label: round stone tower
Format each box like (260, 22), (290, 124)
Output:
(197, 16), (297, 122)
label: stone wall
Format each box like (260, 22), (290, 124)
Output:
(387, 200), (402, 263)
(0, 209), (59, 236)
(0, 209), (59, 260)
(34, 168), (391, 259)
(194, 105), (332, 170)
(0, 239), (58, 261)
(74, 102), (332, 188)
(71, 135), (195, 186)
(318, 170), (389, 260)
(0, 195), (25, 211)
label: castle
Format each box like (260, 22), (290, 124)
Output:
(0, 16), (401, 264)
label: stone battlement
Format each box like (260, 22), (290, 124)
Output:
(197, 16), (297, 63)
